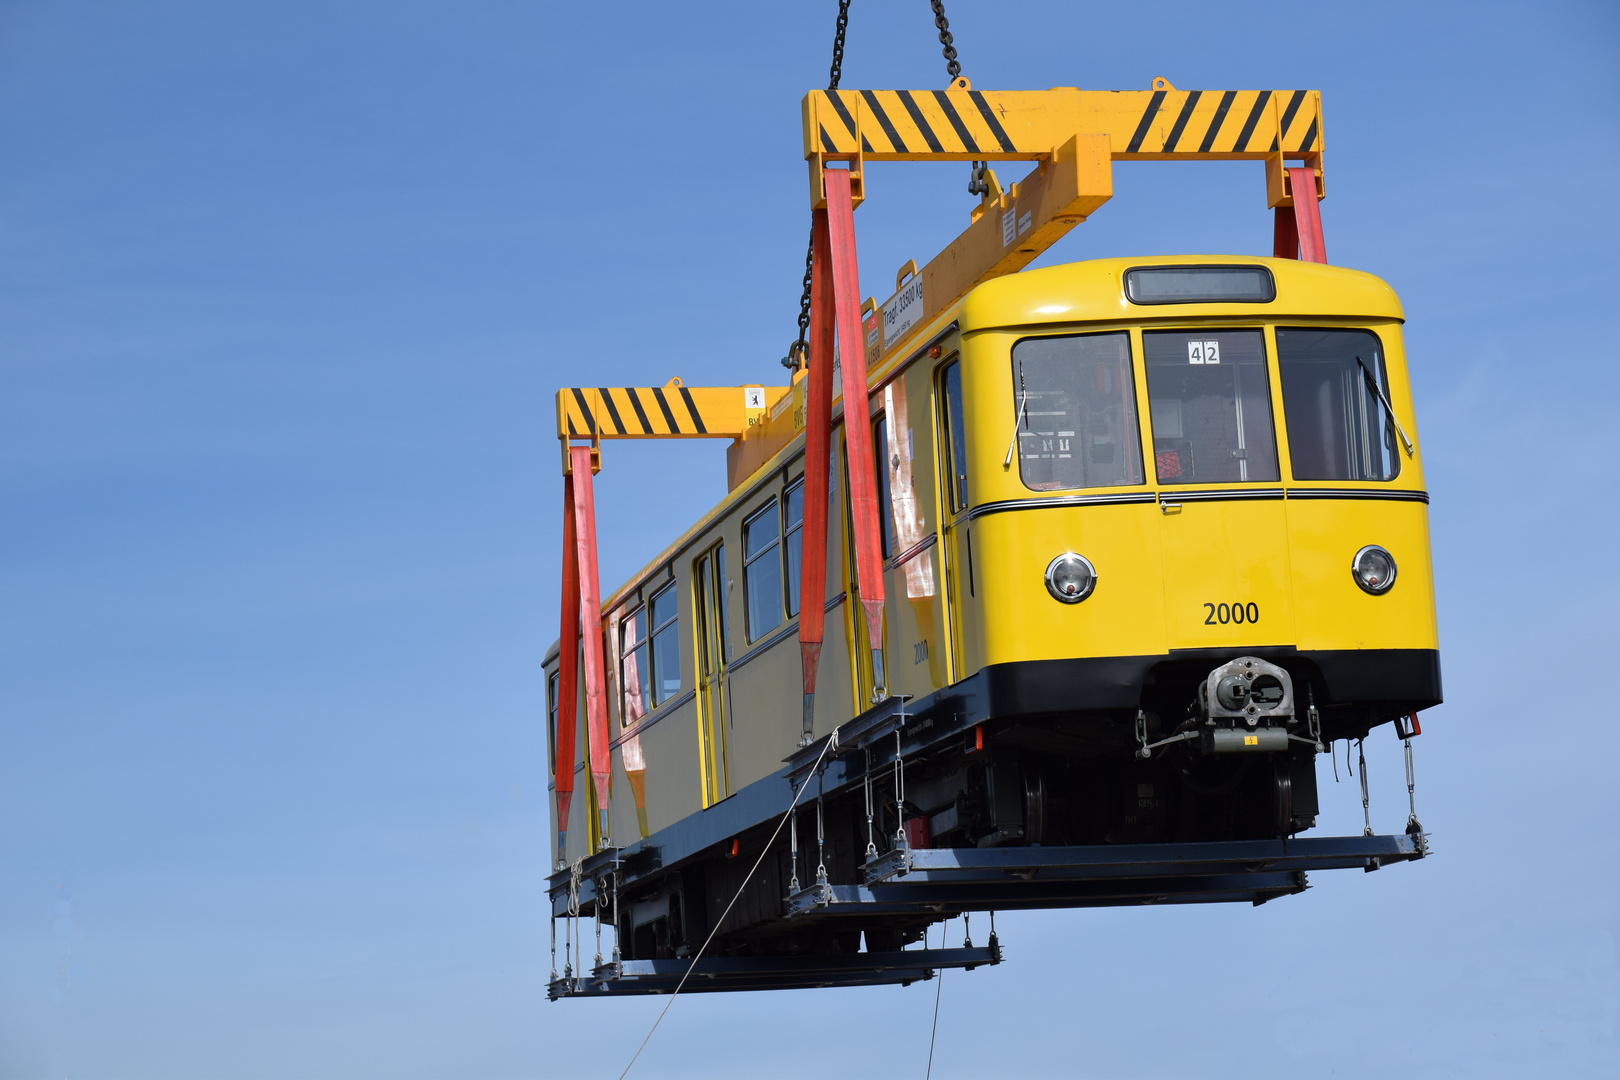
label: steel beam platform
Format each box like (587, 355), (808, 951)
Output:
(548, 945), (1001, 999)
(863, 832), (1426, 887)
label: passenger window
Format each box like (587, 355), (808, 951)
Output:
(1276, 328), (1401, 482)
(546, 670), (559, 775)
(1143, 329), (1280, 484)
(621, 605), (649, 724)
(648, 582), (681, 705)
(783, 482), (804, 617)
(1010, 331), (1144, 490)
(743, 501), (783, 641)
(941, 361), (968, 511)
(873, 416), (896, 557)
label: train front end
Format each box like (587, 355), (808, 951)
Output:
(938, 255), (1439, 846)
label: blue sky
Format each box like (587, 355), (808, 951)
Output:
(0, 1), (1615, 1077)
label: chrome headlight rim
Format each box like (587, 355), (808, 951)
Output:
(1351, 544), (1397, 595)
(1044, 552), (1097, 604)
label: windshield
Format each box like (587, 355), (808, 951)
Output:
(1143, 329), (1279, 485)
(1009, 331), (1144, 491)
(1276, 328), (1401, 482)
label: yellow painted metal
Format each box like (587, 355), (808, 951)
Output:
(870, 134), (1112, 363)
(802, 80), (1323, 206)
(808, 79), (1325, 373)
(556, 378), (790, 474)
(556, 378), (788, 441)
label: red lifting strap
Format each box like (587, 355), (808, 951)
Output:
(554, 471), (580, 857)
(1272, 206), (1299, 260)
(1290, 166), (1326, 264)
(558, 446), (612, 856)
(1275, 166), (1326, 264)
(797, 206), (835, 743)
(823, 169), (888, 696)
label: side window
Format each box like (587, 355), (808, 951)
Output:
(1276, 328), (1401, 482)
(546, 670), (559, 776)
(743, 501), (783, 641)
(1010, 331), (1144, 490)
(873, 416), (896, 557)
(941, 360), (968, 511)
(1143, 329), (1280, 484)
(648, 582), (681, 705)
(783, 482), (804, 617)
(621, 605), (648, 724)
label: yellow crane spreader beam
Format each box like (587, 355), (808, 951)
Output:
(803, 81), (1323, 207)
(556, 379), (791, 456)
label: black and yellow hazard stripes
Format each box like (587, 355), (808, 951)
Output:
(556, 383), (786, 441)
(1122, 87), (1319, 158)
(803, 86), (1322, 162)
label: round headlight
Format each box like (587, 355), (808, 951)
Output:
(1351, 545), (1397, 595)
(1044, 553), (1096, 603)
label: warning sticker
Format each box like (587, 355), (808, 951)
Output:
(1017, 210), (1033, 237)
(1002, 209), (1017, 246)
(881, 276), (924, 351)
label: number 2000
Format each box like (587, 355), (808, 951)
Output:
(1204, 602), (1259, 625)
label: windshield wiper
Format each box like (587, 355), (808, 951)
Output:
(1355, 356), (1415, 457)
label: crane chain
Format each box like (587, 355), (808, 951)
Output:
(784, 0), (853, 371)
(930, 0), (960, 81)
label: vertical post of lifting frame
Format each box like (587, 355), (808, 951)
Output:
(555, 471), (581, 860)
(798, 207), (835, 745)
(1288, 166), (1326, 264)
(567, 445), (613, 847)
(823, 167), (888, 698)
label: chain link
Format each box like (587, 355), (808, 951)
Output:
(783, 0), (853, 371)
(828, 0), (850, 90)
(930, 0), (960, 81)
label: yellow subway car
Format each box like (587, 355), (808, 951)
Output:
(546, 254), (1436, 994)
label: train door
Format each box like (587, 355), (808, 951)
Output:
(1143, 328), (1297, 647)
(693, 545), (730, 804)
(877, 366), (948, 697)
(936, 357), (976, 679)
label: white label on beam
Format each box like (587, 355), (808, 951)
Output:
(881, 277), (924, 351)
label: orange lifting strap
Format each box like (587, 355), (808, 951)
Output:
(555, 445), (611, 856)
(798, 166), (888, 744)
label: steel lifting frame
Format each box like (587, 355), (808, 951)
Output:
(553, 384), (793, 858)
(800, 78), (1328, 373)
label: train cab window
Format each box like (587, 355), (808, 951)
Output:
(941, 361), (969, 511)
(1010, 332), (1143, 490)
(1143, 329), (1280, 484)
(648, 582), (681, 705)
(873, 417), (896, 556)
(743, 501), (783, 641)
(783, 481), (804, 617)
(1276, 328), (1402, 482)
